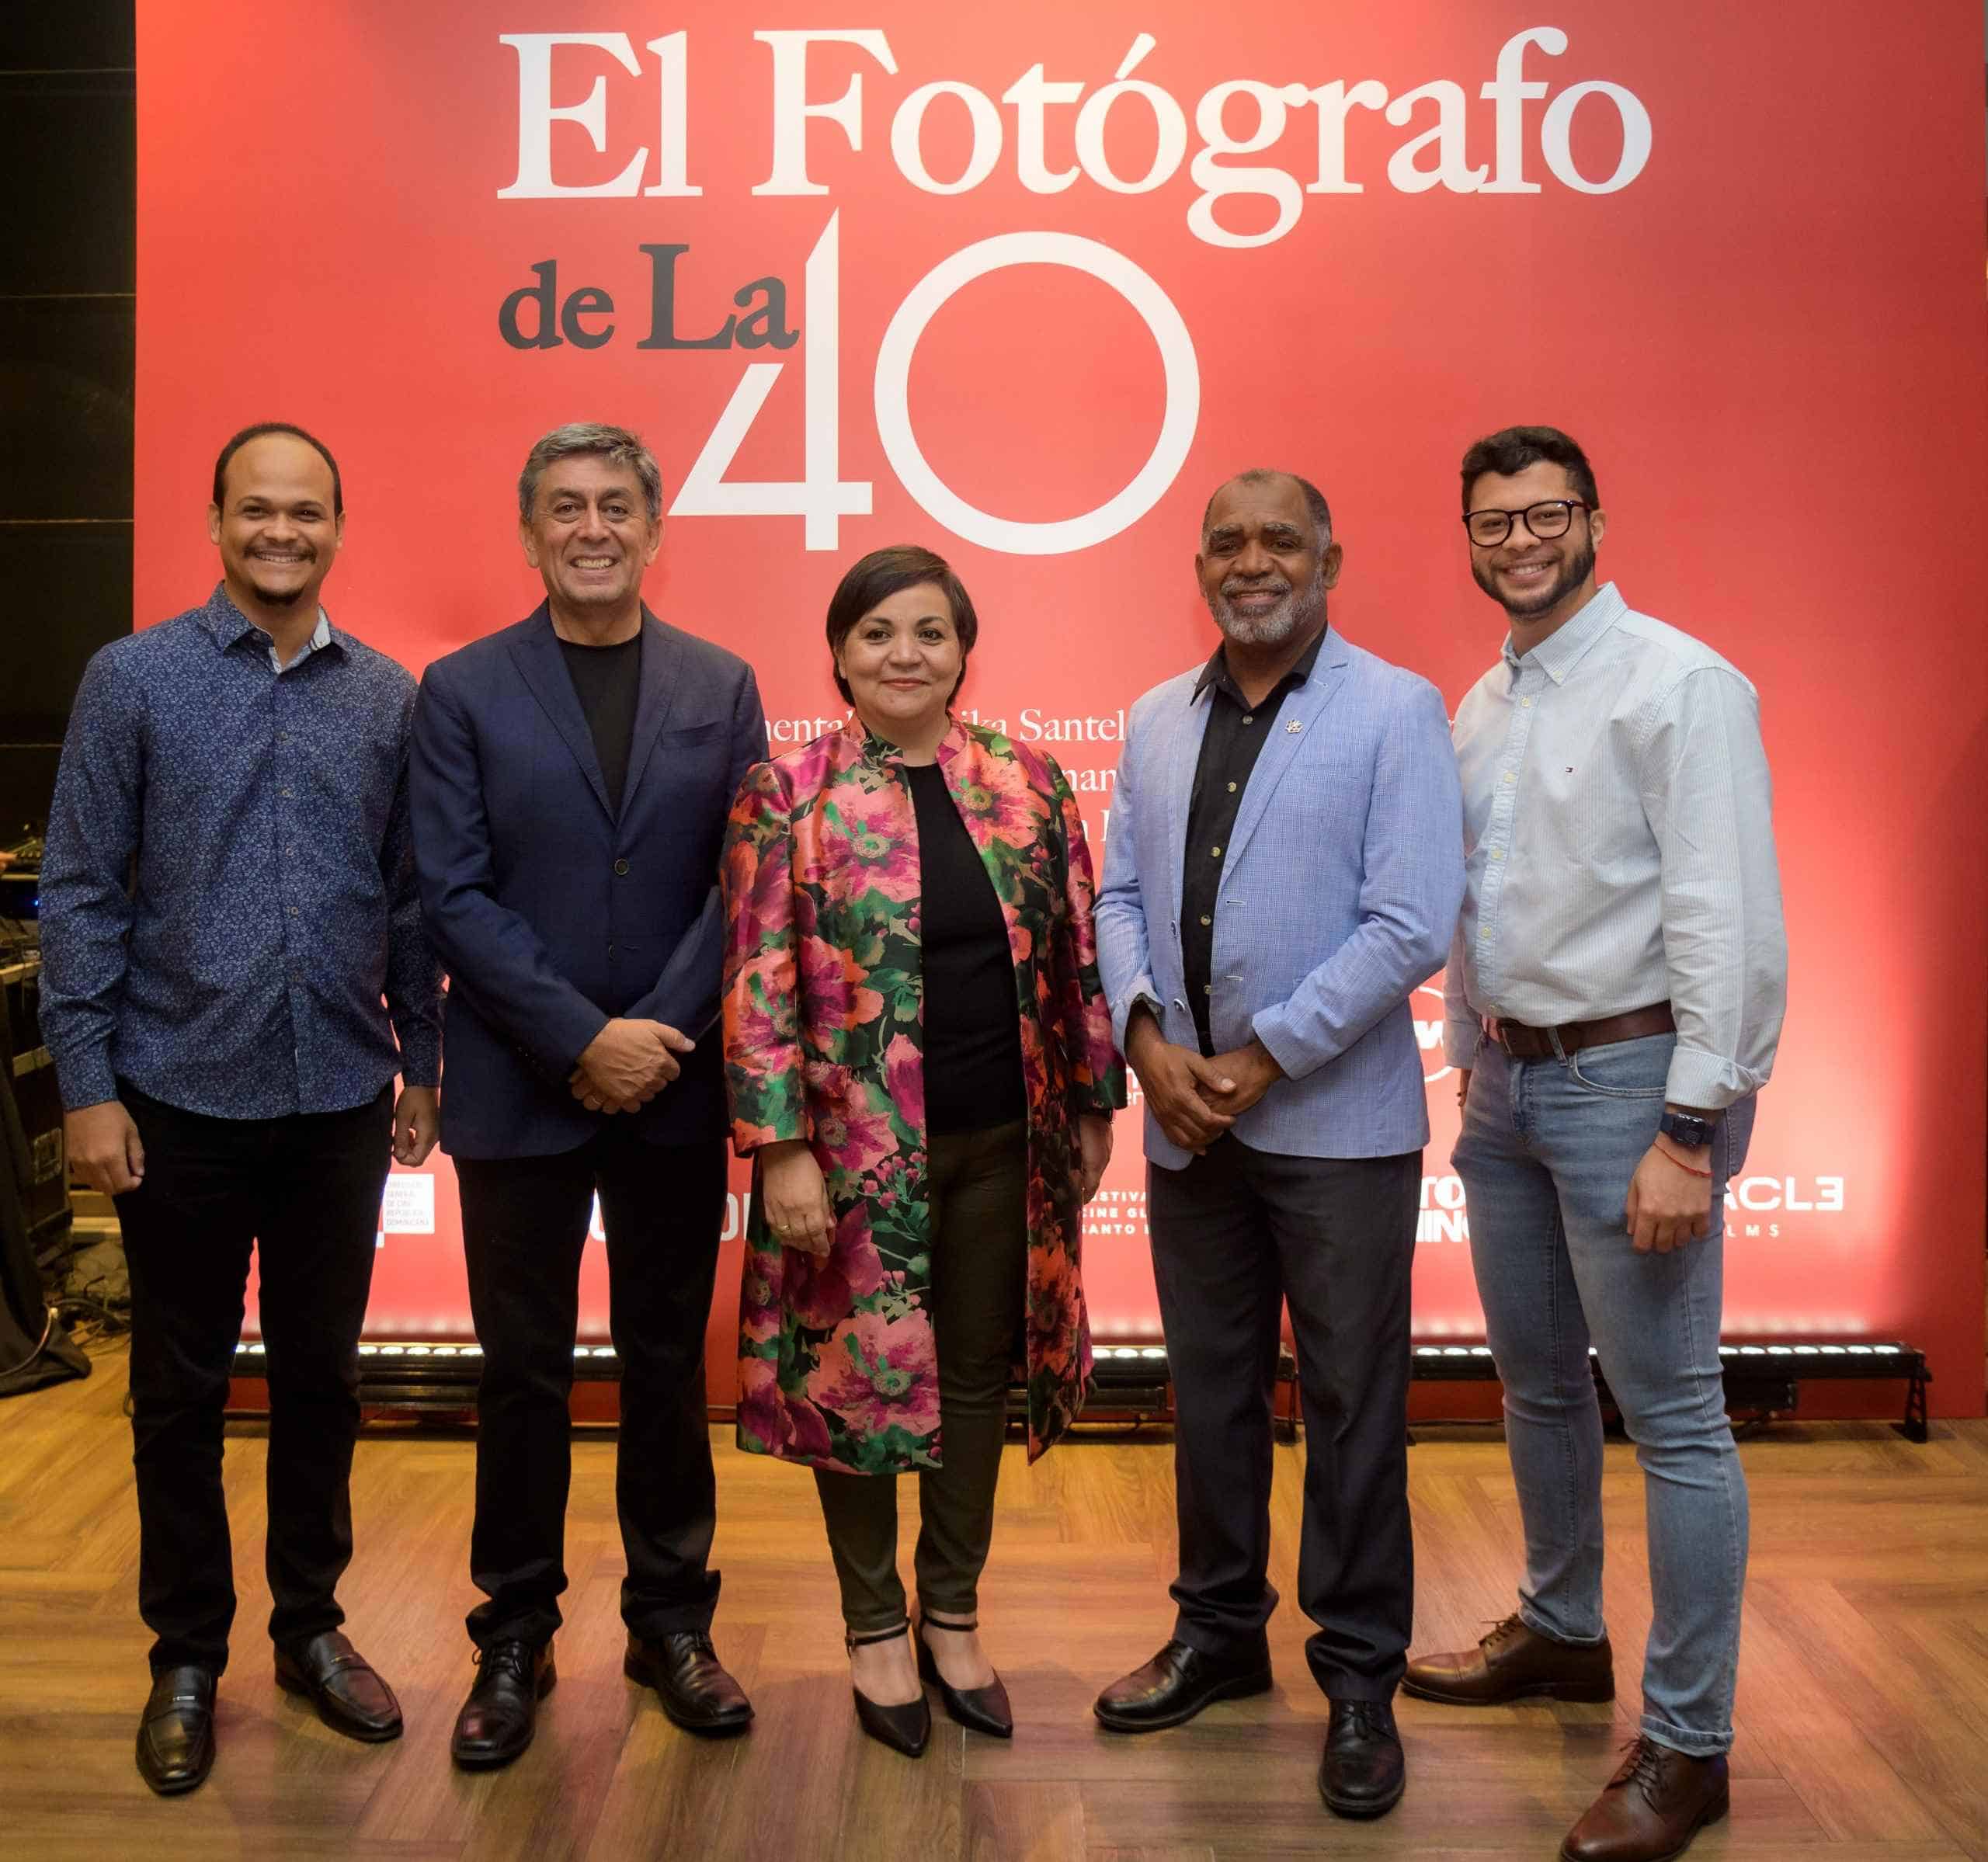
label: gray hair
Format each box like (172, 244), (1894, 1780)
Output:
(517, 422), (664, 524)
(1201, 467), (1333, 544)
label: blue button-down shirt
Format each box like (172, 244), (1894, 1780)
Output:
(1444, 582), (1787, 1110)
(40, 584), (443, 1117)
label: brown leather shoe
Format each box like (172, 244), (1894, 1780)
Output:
(1402, 1614), (1614, 1705)
(274, 1630), (403, 1741)
(1561, 1737), (1729, 1861)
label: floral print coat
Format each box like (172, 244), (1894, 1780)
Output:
(721, 716), (1124, 1475)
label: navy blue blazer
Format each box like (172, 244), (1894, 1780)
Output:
(410, 603), (765, 1160)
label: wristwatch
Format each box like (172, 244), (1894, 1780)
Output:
(1658, 1109), (1719, 1150)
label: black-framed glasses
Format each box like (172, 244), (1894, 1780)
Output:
(1461, 500), (1590, 547)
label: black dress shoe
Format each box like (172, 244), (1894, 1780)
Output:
(624, 1631), (753, 1736)
(275, 1631), (404, 1742)
(915, 1618), (1012, 1739)
(846, 1623), (930, 1757)
(1093, 1638), (1273, 1732)
(136, 1664), (217, 1795)
(450, 1638), (555, 1770)
(1317, 1697), (1406, 1819)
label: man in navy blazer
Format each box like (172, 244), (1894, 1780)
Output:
(1092, 470), (1465, 1822)
(412, 423), (765, 1767)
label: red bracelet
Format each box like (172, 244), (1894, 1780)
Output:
(1654, 1138), (1712, 1179)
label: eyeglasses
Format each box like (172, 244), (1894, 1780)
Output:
(1461, 500), (1590, 547)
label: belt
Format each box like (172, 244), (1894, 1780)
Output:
(1486, 1002), (1674, 1061)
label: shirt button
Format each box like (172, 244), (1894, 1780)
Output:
(1226, 781), (1238, 794)
(1521, 698), (1533, 709)
(613, 857), (631, 876)
(1242, 714), (1254, 725)
(1491, 847), (1505, 860)
(1200, 914), (1211, 926)
(1503, 773), (1515, 784)
(289, 905), (299, 917)
(1203, 984), (1212, 995)
(1211, 846), (1222, 858)
(280, 787), (293, 797)
(277, 731), (290, 743)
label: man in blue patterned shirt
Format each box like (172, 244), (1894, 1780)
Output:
(39, 422), (445, 1796)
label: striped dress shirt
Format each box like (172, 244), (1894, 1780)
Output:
(1443, 582), (1787, 1111)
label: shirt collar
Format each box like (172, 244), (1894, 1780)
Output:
(200, 582), (341, 669)
(1192, 624), (1329, 704)
(1502, 582), (1626, 686)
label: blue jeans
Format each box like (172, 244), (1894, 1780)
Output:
(1453, 1033), (1755, 1756)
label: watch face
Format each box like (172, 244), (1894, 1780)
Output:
(1662, 1111), (1715, 1147)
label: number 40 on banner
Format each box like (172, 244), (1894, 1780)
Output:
(672, 212), (1201, 556)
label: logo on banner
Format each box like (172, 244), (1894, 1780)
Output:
(374, 1172), (436, 1250)
(492, 26), (1653, 554)
(1416, 981), (1453, 1086)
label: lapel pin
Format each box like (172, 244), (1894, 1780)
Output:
(1285, 719), (1303, 734)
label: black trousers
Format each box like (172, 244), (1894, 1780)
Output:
(1147, 1138), (1420, 1701)
(812, 1120), (1029, 1631)
(454, 1127), (727, 1651)
(115, 1082), (394, 1676)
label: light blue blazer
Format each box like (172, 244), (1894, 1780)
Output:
(1096, 631), (1465, 1169)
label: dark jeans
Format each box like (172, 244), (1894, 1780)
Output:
(1148, 1138), (1420, 1701)
(812, 1120), (1029, 1633)
(115, 1082), (394, 1676)
(455, 1127), (727, 1651)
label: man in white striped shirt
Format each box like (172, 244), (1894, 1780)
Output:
(1405, 426), (1787, 1862)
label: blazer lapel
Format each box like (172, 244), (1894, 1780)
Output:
(618, 608), (682, 808)
(1222, 634), (1352, 872)
(1161, 683), (1211, 934)
(508, 604), (612, 820)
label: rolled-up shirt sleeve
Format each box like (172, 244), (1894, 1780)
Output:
(1639, 666), (1788, 1110)
(1442, 915), (1482, 1072)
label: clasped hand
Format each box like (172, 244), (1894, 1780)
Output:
(1124, 1008), (1281, 1155)
(568, 1017), (695, 1114)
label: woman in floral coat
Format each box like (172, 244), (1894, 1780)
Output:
(722, 545), (1123, 1754)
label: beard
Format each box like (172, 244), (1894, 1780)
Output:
(236, 544), (315, 608)
(1208, 560), (1326, 646)
(1472, 533), (1596, 621)
(245, 576), (308, 607)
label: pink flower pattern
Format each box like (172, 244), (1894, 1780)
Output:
(723, 717), (1123, 1474)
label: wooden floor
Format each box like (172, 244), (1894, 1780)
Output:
(4, 1348), (1986, 1861)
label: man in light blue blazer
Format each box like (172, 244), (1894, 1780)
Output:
(1091, 469), (1464, 1822)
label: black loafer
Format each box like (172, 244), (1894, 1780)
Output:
(915, 1618), (1012, 1739)
(275, 1630), (403, 1742)
(1317, 1697), (1406, 1819)
(450, 1638), (555, 1770)
(136, 1663), (217, 1796)
(624, 1631), (753, 1736)
(1093, 1637), (1273, 1732)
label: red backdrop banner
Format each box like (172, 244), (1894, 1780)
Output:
(136, 2), (1988, 1412)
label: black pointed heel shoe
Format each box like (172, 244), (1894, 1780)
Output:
(916, 1617), (1013, 1739)
(846, 1623), (930, 1757)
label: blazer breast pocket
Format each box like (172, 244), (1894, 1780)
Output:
(645, 717), (730, 800)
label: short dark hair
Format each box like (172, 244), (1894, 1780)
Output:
(1201, 468), (1333, 544)
(519, 421), (663, 523)
(825, 545), (980, 707)
(212, 422), (342, 515)
(1460, 426), (1599, 513)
